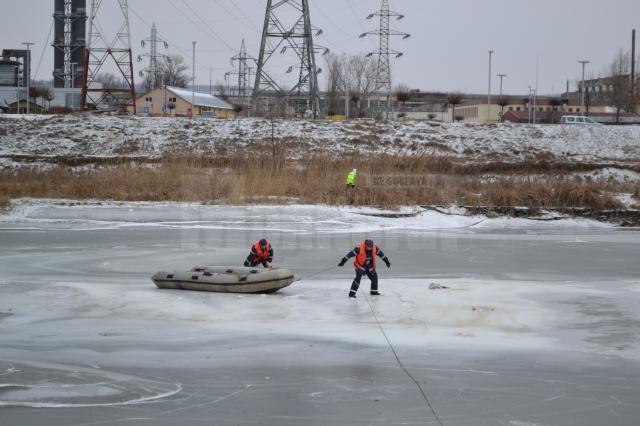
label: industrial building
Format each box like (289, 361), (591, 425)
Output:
(0, 50), (30, 88)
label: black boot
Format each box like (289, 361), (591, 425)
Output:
(349, 291), (357, 299)
(370, 291), (381, 296)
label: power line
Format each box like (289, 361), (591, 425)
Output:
(34, 21), (54, 81)
(177, 0), (236, 51)
(221, 0), (263, 34)
(128, 5), (209, 73)
(346, 0), (368, 33)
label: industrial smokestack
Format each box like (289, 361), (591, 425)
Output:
(53, 0), (87, 88)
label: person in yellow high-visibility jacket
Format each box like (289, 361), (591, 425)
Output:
(346, 168), (357, 188)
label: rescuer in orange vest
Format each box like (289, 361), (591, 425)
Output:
(338, 239), (391, 298)
(244, 239), (274, 268)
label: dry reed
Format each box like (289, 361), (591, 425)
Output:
(0, 154), (633, 211)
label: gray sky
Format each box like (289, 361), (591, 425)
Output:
(3, 0), (640, 95)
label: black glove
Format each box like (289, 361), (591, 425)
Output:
(384, 258), (391, 268)
(338, 257), (347, 267)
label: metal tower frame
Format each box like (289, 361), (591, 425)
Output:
(226, 39), (254, 103)
(251, 0), (326, 118)
(81, 0), (136, 112)
(360, 0), (409, 119)
(53, 0), (87, 88)
(137, 22), (168, 92)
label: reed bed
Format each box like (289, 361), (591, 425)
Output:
(0, 154), (634, 211)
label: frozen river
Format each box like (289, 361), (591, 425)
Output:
(1, 201), (639, 425)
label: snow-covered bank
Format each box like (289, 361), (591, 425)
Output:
(2, 114), (640, 163)
(0, 198), (614, 232)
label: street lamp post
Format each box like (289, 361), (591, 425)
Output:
(528, 86), (533, 125)
(497, 74), (507, 97)
(487, 50), (494, 122)
(192, 41), (196, 118)
(579, 60), (590, 116)
(22, 42), (34, 115)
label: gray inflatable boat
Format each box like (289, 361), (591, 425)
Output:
(152, 266), (296, 294)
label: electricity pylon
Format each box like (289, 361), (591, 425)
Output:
(360, 0), (410, 119)
(225, 39), (254, 104)
(81, 0), (136, 113)
(251, 0), (327, 118)
(137, 22), (168, 92)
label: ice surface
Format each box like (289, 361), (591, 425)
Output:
(1, 201), (639, 425)
(1, 198), (613, 234)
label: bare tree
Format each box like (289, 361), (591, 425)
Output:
(395, 84), (412, 116)
(325, 53), (346, 116)
(348, 55), (377, 117)
(447, 92), (464, 122)
(160, 55), (190, 88)
(96, 73), (125, 89)
(325, 53), (377, 118)
(28, 86), (42, 110)
(606, 49), (631, 124)
(496, 96), (509, 121)
(215, 81), (229, 100)
(549, 98), (562, 111)
(232, 103), (244, 115)
(43, 87), (55, 110)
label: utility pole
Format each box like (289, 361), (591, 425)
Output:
(252, 0), (325, 118)
(487, 50), (493, 122)
(631, 29), (636, 112)
(579, 60), (590, 116)
(22, 42), (34, 115)
(533, 56), (539, 124)
(497, 74), (507, 96)
(497, 74), (507, 120)
(528, 86), (533, 125)
(360, 0), (410, 120)
(192, 41), (196, 118)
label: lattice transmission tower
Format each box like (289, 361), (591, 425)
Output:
(81, 0), (136, 112)
(360, 0), (409, 119)
(225, 39), (254, 104)
(251, 0), (327, 118)
(137, 23), (168, 92)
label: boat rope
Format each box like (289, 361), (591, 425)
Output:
(364, 293), (444, 426)
(294, 265), (336, 282)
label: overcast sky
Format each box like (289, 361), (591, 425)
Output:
(3, 0), (640, 95)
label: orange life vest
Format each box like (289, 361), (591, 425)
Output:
(252, 241), (271, 261)
(354, 242), (376, 270)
